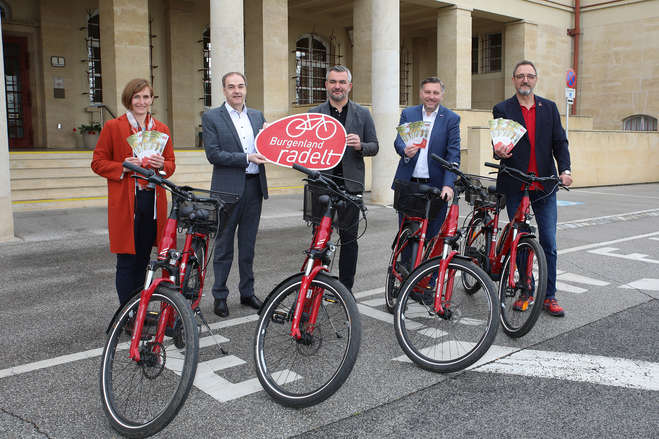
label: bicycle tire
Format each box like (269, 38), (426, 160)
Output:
(498, 236), (547, 338)
(100, 286), (198, 438)
(385, 226), (415, 314)
(254, 272), (361, 408)
(460, 214), (488, 295)
(182, 237), (205, 303)
(394, 257), (498, 373)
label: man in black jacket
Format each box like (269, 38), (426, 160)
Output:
(309, 65), (379, 293)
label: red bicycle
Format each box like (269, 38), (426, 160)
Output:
(461, 161), (566, 338)
(253, 163), (364, 408)
(100, 161), (237, 438)
(393, 155), (499, 373)
(385, 178), (446, 313)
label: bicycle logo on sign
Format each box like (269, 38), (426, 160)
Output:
(286, 114), (338, 141)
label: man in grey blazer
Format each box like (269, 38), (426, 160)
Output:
(309, 65), (379, 293)
(203, 72), (268, 317)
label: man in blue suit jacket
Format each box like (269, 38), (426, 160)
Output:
(493, 60), (573, 317)
(393, 77), (461, 239)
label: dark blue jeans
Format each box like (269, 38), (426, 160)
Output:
(505, 190), (558, 299)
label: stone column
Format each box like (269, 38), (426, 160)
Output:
(370, 0), (399, 204)
(99, 0), (150, 114)
(352, 0), (372, 104)
(210, 0), (244, 107)
(244, 0), (288, 121)
(0, 17), (15, 242)
(504, 21), (537, 98)
(437, 6), (472, 109)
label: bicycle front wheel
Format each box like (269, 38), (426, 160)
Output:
(385, 226), (415, 314)
(394, 257), (498, 373)
(499, 236), (547, 338)
(254, 273), (361, 408)
(100, 286), (198, 438)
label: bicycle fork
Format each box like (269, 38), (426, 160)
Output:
(290, 257), (327, 340)
(432, 245), (458, 317)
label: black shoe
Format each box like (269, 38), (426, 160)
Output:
(240, 295), (263, 310)
(214, 299), (229, 317)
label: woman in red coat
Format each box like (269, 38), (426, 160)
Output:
(91, 78), (176, 305)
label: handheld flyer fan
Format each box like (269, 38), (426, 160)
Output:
(488, 118), (526, 150)
(126, 130), (170, 161)
(397, 120), (431, 149)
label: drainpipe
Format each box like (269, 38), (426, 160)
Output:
(567, 0), (580, 115)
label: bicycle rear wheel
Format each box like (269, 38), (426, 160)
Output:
(394, 257), (498, 373)
(254, 273), (361, 408)
(461, 214), (488, 295)
(499, 236), (547, 338)
(385, 226), (416, 313)
(100, 286), (198, 438)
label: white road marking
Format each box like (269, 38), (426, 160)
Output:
(393, 343), (515, 365)
(558, 231), (659, 255)
(361, 297), (386, 307)
(355, 287), (384, 299)
(476, 349), (659, 391)
(619, 278), (659, 291)
(588, 247), (659, 265)
(650, 237), (659, 241)
(555, 281), (588, 294)
(573, 190), (659, 200)
(557, 208), (659, 225)
(556, 272), (610, 286)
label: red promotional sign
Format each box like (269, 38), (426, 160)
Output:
(255, 113), (347, 170)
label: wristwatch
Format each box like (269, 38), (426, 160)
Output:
(562, 170), (571, 176)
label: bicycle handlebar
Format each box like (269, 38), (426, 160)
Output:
(430, 153), (483, 198)
(122, 161), (233, 203)
(292, 162), (366, 214)
(484, 161), (568, 190)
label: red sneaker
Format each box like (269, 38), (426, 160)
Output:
(512, 295), (534, 311)
(543, 298), (565, 317)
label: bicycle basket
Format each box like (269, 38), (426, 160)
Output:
(178, 191), (238, 235)
(463, 175), (504, 208)
(392, 179), (443, 219)
(303, 182), (357, 230)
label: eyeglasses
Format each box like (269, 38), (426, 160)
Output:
(514, 74), (537, 80)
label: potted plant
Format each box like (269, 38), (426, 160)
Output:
(74, 122), (103, 149)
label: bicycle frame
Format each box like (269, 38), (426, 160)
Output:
(468, 185), (535, 288)
(290, 201), (336, 340)
(128, 196), (212, 361)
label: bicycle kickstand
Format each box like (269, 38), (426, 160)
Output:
(194, 308), (228, 355)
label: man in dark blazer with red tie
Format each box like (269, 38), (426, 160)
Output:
(203, 72), (268, 317)
(393, 76), (461, 240)
(493, 60), (573, 317)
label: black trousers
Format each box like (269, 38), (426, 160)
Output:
(212, 176), (263, 300)
(116, 190), (156, 306)
(336, 199), (361, 292)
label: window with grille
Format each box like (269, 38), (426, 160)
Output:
(86, 11), (102, 104)
(471, 36), (479, 74)
(295, 35), (329, 105)
(481, 33), (502, 73)
(202, 28), (211, 108)
(400, 49), (412, 106)
(623, 114), (657, 131)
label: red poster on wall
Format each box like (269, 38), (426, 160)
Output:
(255, 113), (347, 170)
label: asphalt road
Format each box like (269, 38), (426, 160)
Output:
(1, 182), (658, 438)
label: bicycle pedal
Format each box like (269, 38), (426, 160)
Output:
(271, 310), (288, 324)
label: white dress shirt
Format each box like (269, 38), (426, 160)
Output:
(412, 106), (438, 179)
(225, 102), (259, 175)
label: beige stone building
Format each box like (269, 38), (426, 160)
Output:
(1, 0), (658, 241)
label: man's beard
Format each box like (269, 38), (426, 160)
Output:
(329, 91), (346, 102)
(517, 85), (533, 96)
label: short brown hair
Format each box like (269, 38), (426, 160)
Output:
(513, 60), (537, 77)
(121, 78), (154, 110)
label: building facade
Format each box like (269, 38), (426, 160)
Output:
(1, 0), (658, 240)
